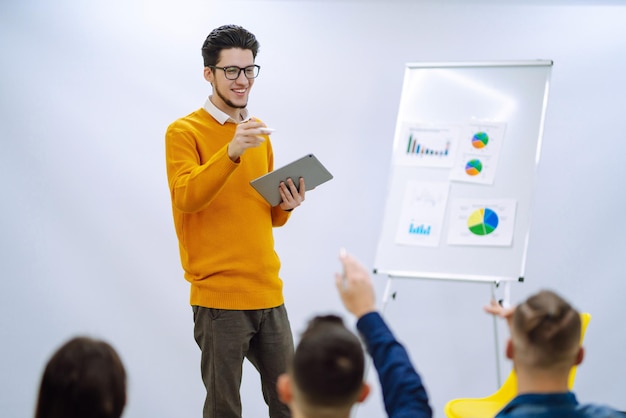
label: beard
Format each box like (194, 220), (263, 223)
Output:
(215, 84), (247, 109)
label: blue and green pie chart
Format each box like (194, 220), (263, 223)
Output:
(467, 208), (499, 236)
(472, 132), (489, 149)
(465, 159), (483, 176)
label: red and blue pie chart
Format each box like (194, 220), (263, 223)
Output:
(467, 208), (499, 236)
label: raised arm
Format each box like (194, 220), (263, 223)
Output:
(335, 252), (432, 418)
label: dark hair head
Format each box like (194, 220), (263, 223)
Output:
(201, 24), (260, 67)
(292, 315), (365, 407)
(34, 336), (127, 418)
(512, 290), (581, 369)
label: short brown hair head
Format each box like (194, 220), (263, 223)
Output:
(292, 315), (365, 408)
(511, 290), (581, 370)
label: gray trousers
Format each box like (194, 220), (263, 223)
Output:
(192, 304), (293, 418)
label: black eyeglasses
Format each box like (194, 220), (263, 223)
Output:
(209, 65), (260, 80)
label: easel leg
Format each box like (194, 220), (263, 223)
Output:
(490, 281), (512, 388)
(491, 281), (502, 388)
(380, 276), (394, 315)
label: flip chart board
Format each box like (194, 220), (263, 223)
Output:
(373, 61), (552, 282)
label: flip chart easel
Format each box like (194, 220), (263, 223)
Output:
(373, 60), (553, 386)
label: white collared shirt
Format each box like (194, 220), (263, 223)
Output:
(203, 96), (250, 125)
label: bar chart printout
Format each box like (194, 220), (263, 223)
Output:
(406, 134), (450, 156)
(395, 124), (458, 168)
(395, 180), (450, 247)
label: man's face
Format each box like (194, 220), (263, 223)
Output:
(205, 48), (255, 118)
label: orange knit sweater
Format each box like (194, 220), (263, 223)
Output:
(165, 108), (291, 310)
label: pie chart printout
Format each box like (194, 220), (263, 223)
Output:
(467, 208), (499, 236)
(472, 132), (489, 149)
(465, 159), (483, 176)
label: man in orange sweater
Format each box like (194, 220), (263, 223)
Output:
(165, 24), (305, 418)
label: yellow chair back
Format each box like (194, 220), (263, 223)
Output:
(444, 312), (591, 418)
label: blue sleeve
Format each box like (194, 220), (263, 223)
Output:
(356, 312), (432, 418)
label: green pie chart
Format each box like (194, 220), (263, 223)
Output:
(472, 132), (489, 149)
(465, 159), (483, 176)
(467, 208), (499, 236)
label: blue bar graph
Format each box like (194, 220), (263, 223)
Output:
(406, 134), (450, 157)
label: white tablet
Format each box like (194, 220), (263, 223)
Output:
(250, 154), (333, 206)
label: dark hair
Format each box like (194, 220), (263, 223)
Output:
(34, 337), (127, 418)
(512, 290), (581, 368)
(201, 24), (260, 67)
(292, 315), (365, 407)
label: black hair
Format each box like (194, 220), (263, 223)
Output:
(34, 337), (127, 418)
(201, 24), (260, 67)
(292, 315), (365, 407)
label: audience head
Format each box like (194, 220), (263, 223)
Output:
(278, 315), (369, 417)
(34, 336), (127, 418)
(508, 290), (583, 373)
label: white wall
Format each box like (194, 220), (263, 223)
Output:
(1, 0), (625, 417)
